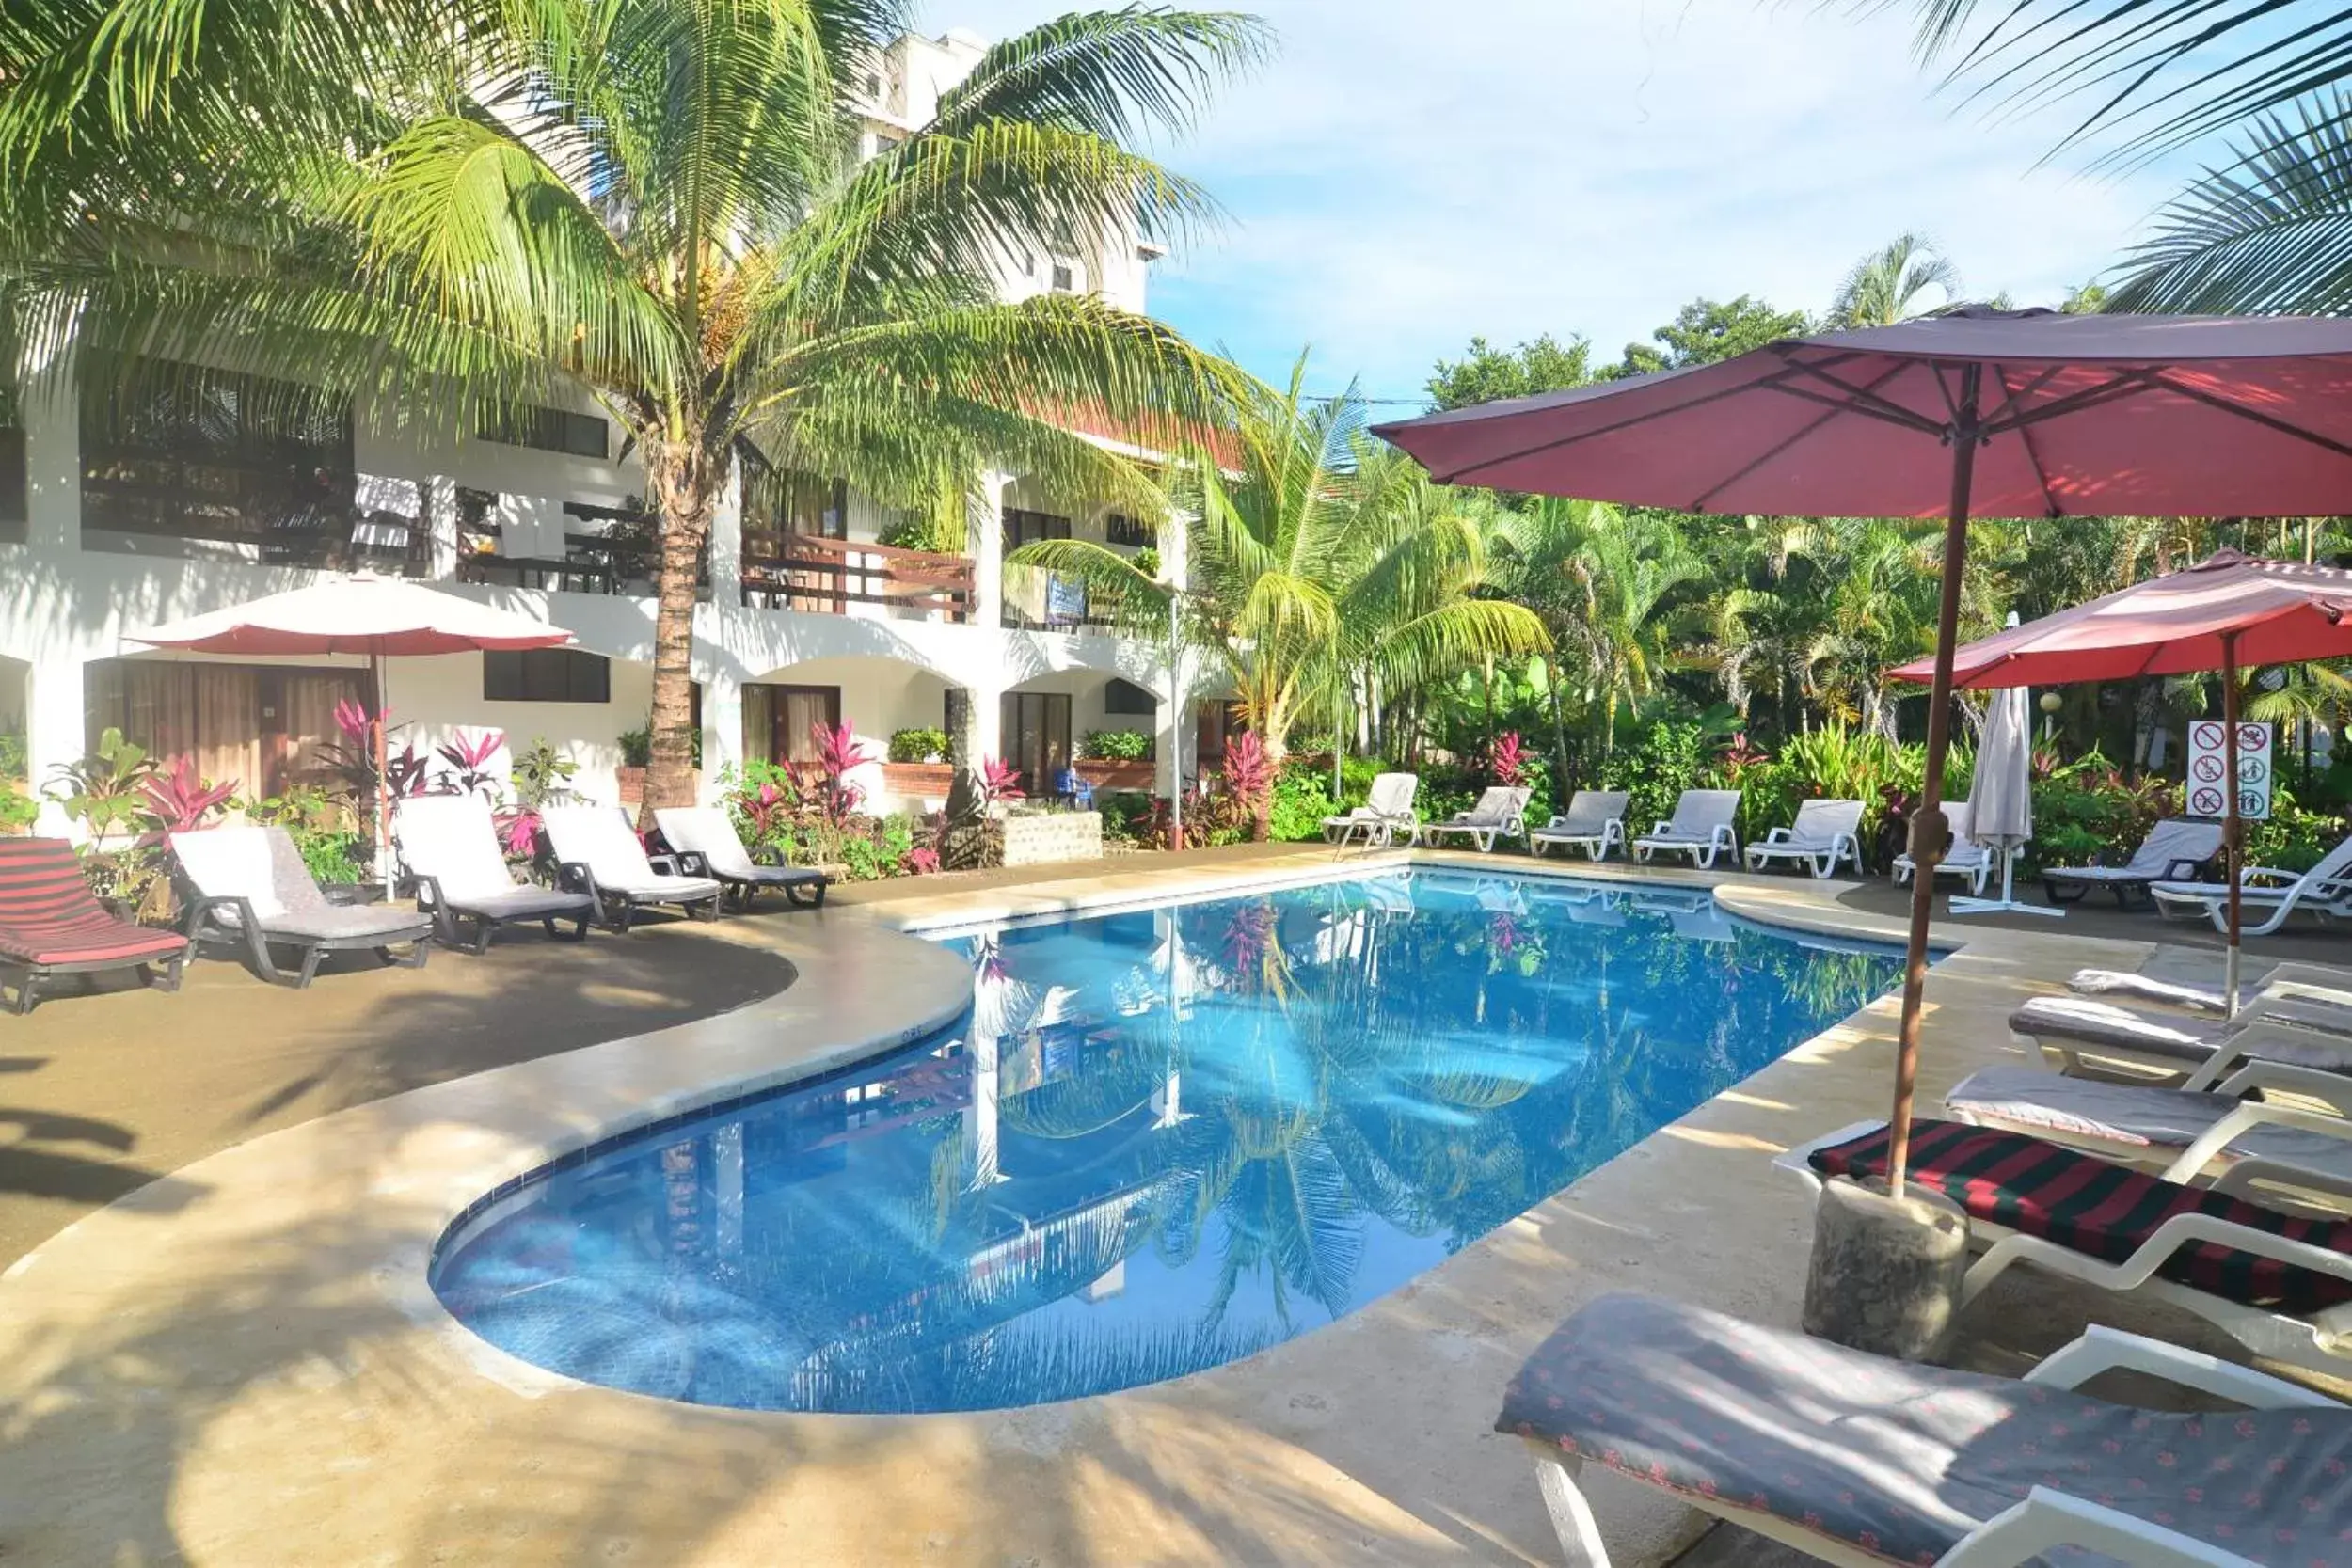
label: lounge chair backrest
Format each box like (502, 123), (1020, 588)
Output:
(394, 795), (517, 900)
(540, 805), (657, 883)
(1364, 772), (1417, 817)
(1559, 790), (1629, 832)
(2123, 816), (2223, 878)
(1459, 786), (1530, 825)
(653, 806), (757, 879)
(1786, 798), (1864, 843)
(1664, 788), (1740, 836)
(2302, 832), (2352, 886)
(0, 836), (113, 930)
(169, 825), (327, 921)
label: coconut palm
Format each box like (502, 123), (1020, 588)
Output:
(1009, 356), (1548, 766)
(1785, 516), (1944, 736)
(0, 0), (1265, 809)
(1827, 231), (1961, 327)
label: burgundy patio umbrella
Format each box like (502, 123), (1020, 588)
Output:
(134, 576), (575, 888)
(1373, 307), (2352, 1194)
(1889, 548), (2352, 1015)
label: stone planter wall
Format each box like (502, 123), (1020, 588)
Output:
(999, 810), (1103, 868)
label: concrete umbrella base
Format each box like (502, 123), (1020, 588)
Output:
(1801, 1175), (1970, 1362)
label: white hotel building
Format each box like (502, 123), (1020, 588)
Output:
(0, 27), (1215, 832)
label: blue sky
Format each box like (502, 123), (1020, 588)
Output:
(921, 0), (2201, 404)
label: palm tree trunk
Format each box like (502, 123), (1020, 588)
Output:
(644, 433), (717, 817)
(1545, 661), (1570, 815)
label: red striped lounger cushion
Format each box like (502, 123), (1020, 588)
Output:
(0, 838), (187, 966)
(1812, 1119), (2352, 1315)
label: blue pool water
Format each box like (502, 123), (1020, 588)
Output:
(432, 871), (1904, 1414)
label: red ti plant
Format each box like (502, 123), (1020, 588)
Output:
(1489, 730), (1527, 786)
(1221, 731), (1274, 841)
(904, 846), (941, 875)
(437, 728), (508, 797)
(736, 777), (798, 843)
(1718, 730), (1769, 781)
(140, 755), (240, 833)
(809, 721), (875, 825)
(978, 757), (1025, 809)
(495, 808), (542, 859)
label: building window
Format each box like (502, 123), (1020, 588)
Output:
(1004, 508), (1071, 547)
(484, 648), (612, 704)
(478, 404), (609, 459)
(1104, 512), (1150, 547)
(1104, 678), (1158, 716)
(1049, 262), (1075, 293)
(79, 355), (357, 561)
(864, 72), (882, 99)
(1001, 691), (1073, 793)
(749, 684), (841, 764)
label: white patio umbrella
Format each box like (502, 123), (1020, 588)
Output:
(1949, 623), (2054, 918)
(132, 575), (574, 889)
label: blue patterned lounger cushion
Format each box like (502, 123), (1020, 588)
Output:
(1495, 1292), (2352, 1566)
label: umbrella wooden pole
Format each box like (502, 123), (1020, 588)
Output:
(1889, 371), (1982, 1198)
(2222, 632), (2244, 1019)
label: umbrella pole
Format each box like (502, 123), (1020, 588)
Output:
(1889, 371), (1982, 1198)
(373, 650), (391, 895)
(2222, 632), (2243, 1019)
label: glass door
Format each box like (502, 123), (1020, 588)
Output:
(998, 691), (1072, 796)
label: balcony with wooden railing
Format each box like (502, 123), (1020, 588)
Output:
(740, 531), (975, 623)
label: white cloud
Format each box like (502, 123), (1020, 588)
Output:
(923, 0), (2193, 399)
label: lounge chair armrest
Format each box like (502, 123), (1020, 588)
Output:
(183, 892), (257, 937)
(410, 873), (446, 912)
(2259, 977), (2352, 1011)
(2161, 856), (2211, 880)
(2164, 1099), (2352, 1187)
(2240, 865), (2301, 887)
(2023, 1323), (2343, 1409)
(1760, 827), (1795, 844)
(645, 850), (683, 876)
(2181, 1021), (2352, 1091)
(2106, 1210), (2352, 1295)
(554, 861), (603, 902)
(1648, 820), (1673, 837)
(672, 849), (712, 878)
(1938, 1486), (2267, 1568)
(2212, 1057), (2352, 1115)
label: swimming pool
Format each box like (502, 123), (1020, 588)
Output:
(431, 870), (1904, 1414)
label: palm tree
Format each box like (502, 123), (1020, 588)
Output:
(1009, 356), (1548, 768)
(1786, 517), (1943, 736)
(1827, 231), (1961, 327)
(0, 0), (1264, 810)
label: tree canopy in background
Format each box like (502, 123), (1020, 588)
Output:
(1609, 296), (1812, 377)
(1423, 333), (1593, 409)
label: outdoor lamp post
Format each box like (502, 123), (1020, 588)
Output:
(2038, 690), (2062, 745)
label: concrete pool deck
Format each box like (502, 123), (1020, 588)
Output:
(0, 848), (2326, 1565)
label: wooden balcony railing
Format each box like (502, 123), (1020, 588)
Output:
(741, 531), (974, 623)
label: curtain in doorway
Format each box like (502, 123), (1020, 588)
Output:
(741, 683), (774, 766)
(281, 670), (363, 785)
(88, 663), (262, 793)
(771, 686), (840, 764)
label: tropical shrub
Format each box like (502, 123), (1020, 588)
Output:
(618, 721), (697, 770)
(979, 757), (1026, 809)
(0, 783), (39, 832)
(1079, 728), (1153, 762)
(1098, 790), (1156, 847)
(45, 726), (160, 837)
(240, 785), (367, 884)
(887, 728), (949, 764)
(139, 755), (239, 833)
(1268, 761), (1335, 842)
(1222, 733), (1276, 839)
(437, 729), (508, 798)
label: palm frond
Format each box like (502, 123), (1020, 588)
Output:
(930, 7), (1273, 145)
(2112, 89), (2352, 314)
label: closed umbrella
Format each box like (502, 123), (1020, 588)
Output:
(1890, 548), (2352, 1013)
(1948, 665), (2048, 918)
(1375, 308), (2352, 1195)
(134, 576), (574, 889)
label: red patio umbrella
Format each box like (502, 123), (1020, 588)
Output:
(1889, 549), (2352, 1015)
(1374, 307), (2352, 1195)
(134, 576), (574, 888)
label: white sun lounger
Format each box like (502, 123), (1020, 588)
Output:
(1741, 797), (1864, 879)
(1501, 1291), (2335, 1568)
(2070, 960), (2352, 1017)
(1781, 1118), (2352, 1374)
(1629, 788), (1740, 869)
(539, 805), (724, 930)
(2042, 816), (2223, 908)
(2150, 832), (2352, 933)
(1322, 772), (1419, 848)
(394, 795), (596, 952)
(653, 806), (829, 911)
(1418, 786), (1532, 852)
(171, 825), (435, 987)
(1889, 800), (1993, 895)
(1526, 790), (1628, 861)
(2009, 992), (2352, 1083)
